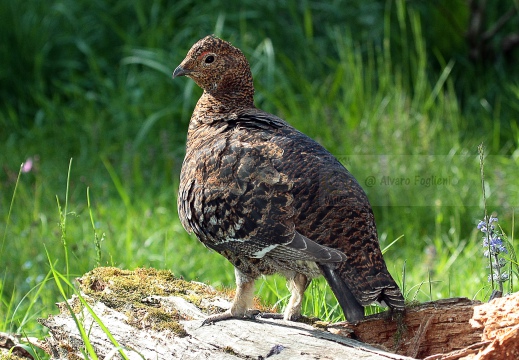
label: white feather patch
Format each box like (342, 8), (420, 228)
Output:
(215, 237), (246, 245)
(251, 244), (278, 258)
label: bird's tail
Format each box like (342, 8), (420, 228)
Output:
(378, 285), (405, 312)
(319, 264), (364, 323)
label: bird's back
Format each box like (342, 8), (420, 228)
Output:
(249, 110), (403, 308)
(178, 108), (404, 310)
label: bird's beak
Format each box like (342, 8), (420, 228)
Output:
(172, 65), (192, 79)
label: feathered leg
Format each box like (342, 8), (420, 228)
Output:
(284, 272), (310, 321)
(203, 268), (257, 324)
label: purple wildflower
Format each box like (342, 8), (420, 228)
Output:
(21, 158), (33, 173)
(477, 216), (498, 233)
(477, 215), (509, 290)
(488, 273), (510, 283)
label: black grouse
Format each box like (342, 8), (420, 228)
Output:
(173, 35), (405, 323)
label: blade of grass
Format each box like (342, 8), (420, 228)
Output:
(1, 163), (23, 255)
(87, 187), (103, 267)
(45, 246), (99, 360)
(424, 59), (455, 111)
(11, 270), (53, 333)
(45, 246), (138, 359)
(382, 235), (404, 255)
(56, 158), (74, 280)
(67, 282), (138, 360)
(15, 341), (41, 360)
(101, 156), (131, 208)
(101, 156), (134, 261)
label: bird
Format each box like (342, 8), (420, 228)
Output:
(173, 35), (405, 324)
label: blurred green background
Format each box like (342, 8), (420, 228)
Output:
(1, 0), (518, 340)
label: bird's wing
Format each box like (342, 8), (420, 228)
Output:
(178, 109), (403, 310)
(268, 231), (347, 262)
(178, 113), (347, 263)
(236, 110), (404, 310)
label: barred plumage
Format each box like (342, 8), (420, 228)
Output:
(174, 35), (404, 323)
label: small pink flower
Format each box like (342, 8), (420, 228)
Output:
(21, 158), (33, 173)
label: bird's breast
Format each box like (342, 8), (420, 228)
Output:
(178, 126), (289, 240)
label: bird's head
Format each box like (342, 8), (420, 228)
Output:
(173, 35), (254, 105)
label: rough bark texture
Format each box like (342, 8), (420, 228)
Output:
(466, 291), (519, 359)
(329, 298), (483, 359)
(38, 294), (411, 360)
(0, 332), (37, 359)
(26, 268), (519, 360)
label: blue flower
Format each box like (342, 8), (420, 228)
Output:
(488, 272), (509, 283)
(477, 215), (509, 287)
(490, 237), (507, 254)
(481, 234), (507, 255)
(477, 216), (498, 233)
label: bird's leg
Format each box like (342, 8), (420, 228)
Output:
(284, 272), (310, 321)
(259, 272), (310, 321)
(203, 268), (257, 325)
(229, 268), (256, 316)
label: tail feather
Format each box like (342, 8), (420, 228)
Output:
(380, 287), (405, 312)
(364, 274), (405, 311)
(320, 264), (364, 323)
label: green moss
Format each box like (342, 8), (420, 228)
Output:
(0, 354), (27, 360)
(313, 320), (330, 329)
(155, 321), (188, 337)
(77, 267), (227, 336)
(56, 296), (84, 315)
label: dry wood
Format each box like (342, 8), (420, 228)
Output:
(39, 294), (412, 360)
(330, 292), (519, 360)
(466, 291), (519, 359)
(33, 268), (519, 360)
(0, 332), (35, 359)
(329, 298), (483, 359)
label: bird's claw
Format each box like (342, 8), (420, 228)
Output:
(201, 309), (262, 326)
(256, 312), (284, 320)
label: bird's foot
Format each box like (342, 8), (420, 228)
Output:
(257, 312), (284, 320)
(257, 312), (308, 322)
(202, 309), (261, 325)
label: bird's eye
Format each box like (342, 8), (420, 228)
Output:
(205, 55), (215, 64)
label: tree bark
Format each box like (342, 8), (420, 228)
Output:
(31, 268), (519, 360)
(38, 294), (412, 360)
(329, 298), (484, 359)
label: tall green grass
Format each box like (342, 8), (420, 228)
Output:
(1, 0), (518, 347)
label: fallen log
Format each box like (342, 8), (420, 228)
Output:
(330, 298), (483, 359)
(33, 268), (519, 360)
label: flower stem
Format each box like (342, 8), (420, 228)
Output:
(478, 144), (495, 290)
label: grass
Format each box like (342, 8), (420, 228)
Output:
(1, 0), (519, 355)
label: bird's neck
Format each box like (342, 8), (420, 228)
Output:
(191, 91), (254, 122)
(185, 91), (255, 147)
(195, 65), (255, 114)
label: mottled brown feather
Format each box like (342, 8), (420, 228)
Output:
(174, 35), (404, 320)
